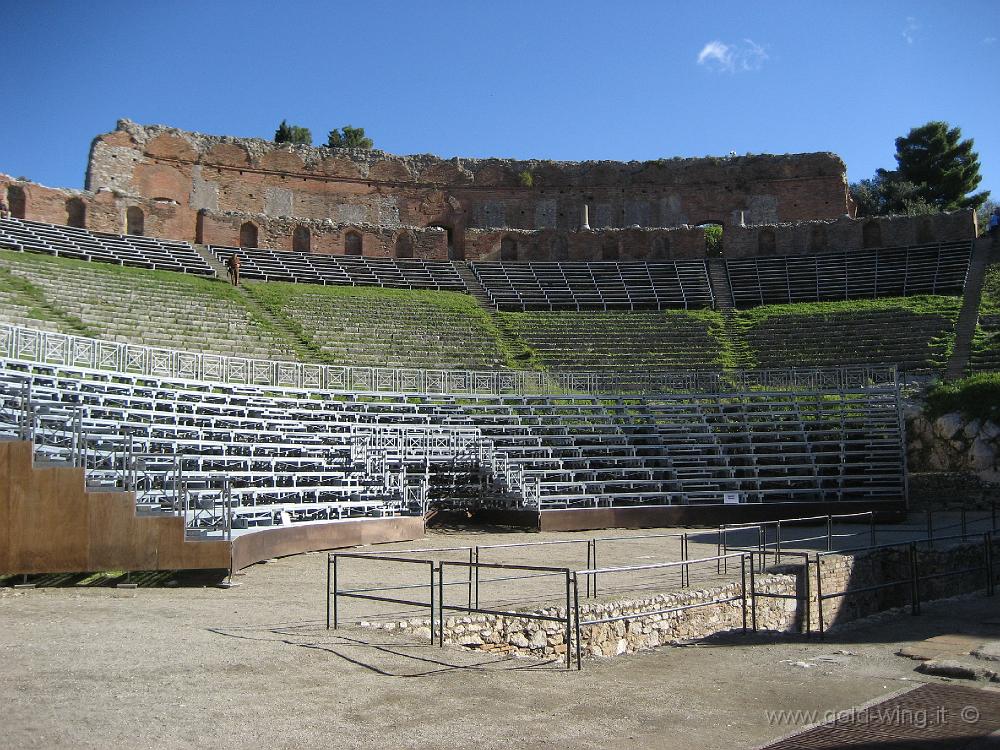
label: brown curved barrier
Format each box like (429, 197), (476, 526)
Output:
(0, 441), (424, 576)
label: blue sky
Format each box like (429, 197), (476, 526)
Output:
(1, 1), (997, 200)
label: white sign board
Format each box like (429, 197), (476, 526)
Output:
(723, 492), (741, 504)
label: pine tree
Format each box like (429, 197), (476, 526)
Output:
(327, 125), (373, 149)
(893, 121), (988, 211)
(273, 119), (312, 145)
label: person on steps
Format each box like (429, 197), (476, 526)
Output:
(226, 252), (241, 286)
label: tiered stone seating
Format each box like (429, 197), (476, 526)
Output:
(212, 246), (467, 291)
(252, 283), (509, 370)
(737, 299), (961, 374)
(0, 249), (295, 361)
(969, 262), (1000, 373)
(470, 260), (714, 311)
(725, 241), (972, 308)
(0, 218), (214, 276)
(500, 310), (724, 372)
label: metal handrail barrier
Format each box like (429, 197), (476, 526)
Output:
(327, 553), (438, 642)
(437, 560), (576, 669)
(474, 539), (593, 601)
(719, 512), (877, 569)
(0, 323), (899, 397)
(813, 532), (997, 638)
(572, 552), (753, 669)
(748, 550), (813, 636)
(588, 532), (689, 596)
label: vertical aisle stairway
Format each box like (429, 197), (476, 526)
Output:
(945, 236), (997, 380)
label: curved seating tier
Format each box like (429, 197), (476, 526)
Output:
(501, 310), (725, 372)
(725, 241), (972, 309)
(0, 218), (214, 276)
(0, 351), (905, 526)
(248, 282), (510, 370)
(470, 260), (714, 311)
(0, 248), (295, 361)
(737, 298), (960, 374)
(212, 246), (467, 291)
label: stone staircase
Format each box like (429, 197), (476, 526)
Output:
(453, 262), (495, 310)
(945, 236), (997, 380)
(193, 243), (229, 279)
(707, 258), (734, 311)
(192, 244), (326, 362)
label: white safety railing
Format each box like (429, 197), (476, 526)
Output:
(0, 323), (898, 397)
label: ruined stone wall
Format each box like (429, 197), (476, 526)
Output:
(464, 225), (706, 261)
(196, 211), (448, 258)
(723, 210), (977, 258)
(1, 174), (187, 240)
(81, 120), (851, 255)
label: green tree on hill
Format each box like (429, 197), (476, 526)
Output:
(850, 121), (988, 217)
(274, 119), (313, 145)
(327, 125), (373, 149)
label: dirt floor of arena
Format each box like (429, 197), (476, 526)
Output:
(3, 521), (999, 750)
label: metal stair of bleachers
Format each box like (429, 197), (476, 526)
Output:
(469, 260), (715, 311)
(724, 240), (973, 308)
(0, 217), (215, 276)
(210, 245), (468, 291)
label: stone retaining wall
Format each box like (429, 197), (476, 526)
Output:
(360, 540), (995, 659)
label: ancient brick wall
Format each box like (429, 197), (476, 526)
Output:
(723, 210), (977, 258)
(81, 120), (851, 254)
(464, 225), (706, 261)
(196, 211), (448, 258)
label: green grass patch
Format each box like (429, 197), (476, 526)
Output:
(925, 372), (1000, 422)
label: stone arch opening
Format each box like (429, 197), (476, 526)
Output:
(66, 197), (86, 228)
(6, 186), (26, 219)
(500, 236), (518, 261)
(239, 222), (258, 248)
(395, 233), (413, 259)
(345, 230), (363, 256)
(429, 224), (460, 259)
(549, 234), (569, 261)
(809, 224), (828, 253)
(649, 234), (671, 260)
(917, 217), (935, 244)
(696, 221), (723, 257)
(601, 234), (620, 261)
(862, 220), (882, 249)
(758, 227), (776, 255)
(126, 206), (145, 236)
(293, 225), (311, 253)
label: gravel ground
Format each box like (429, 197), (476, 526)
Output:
(3, 521), (999, 750)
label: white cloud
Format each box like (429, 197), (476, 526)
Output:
(696, 39), (768, 73)
(902, 17), (918, 45)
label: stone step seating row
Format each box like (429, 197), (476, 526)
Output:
(740, 308), (956, 374)
(211, 246), (467, 292)
(725, 241), (972, 308)
(0, 218), (215, 276)
(470, 260), (715, 311)
(0, 249), (296, 362)
(273, 289), (508, 370)
(502, 311), (721, 371)
(0, 358), (902, 515)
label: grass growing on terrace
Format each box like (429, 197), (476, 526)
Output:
(246, 281), (526, 369)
